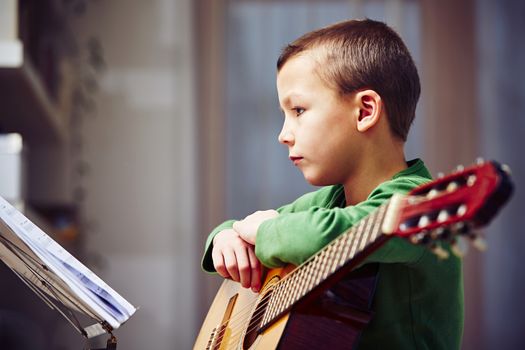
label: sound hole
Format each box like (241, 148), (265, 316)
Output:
(242, 279), (278, 349)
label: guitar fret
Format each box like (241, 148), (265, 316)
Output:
(309, 255), (321, 288)
(298, 268), (307, 296)
(349, 217), (368, 258)
(316, 252), (328, 285)
(333, 235), (345, 270)
(318, 248), (330, 284)
(283, 279), (293, 309)
(279, 283), (289, 316)
(305, 267), (314, 295)
(265, 292), (275, 324)
(358, 212), (376, 251)
(340, 226), (358, 266)
(284, 277), (294, 306)
(370, 204), (387, 242)
(341, 231), (352, 260)
(291, 286), (300, 306)
(262, 203), (392, 330)
(339, 229), (354, 266)
(304, 261), (315, 296)
(266, 285), (280, 321)
(274, 281), (287, 316)
(329, 240), (339, 271)
(369, 205), (384, 243)
(289, 276), (300, 306)
(324, 243), (336, 275)
(262, 200), (408, 333)
(296, 268), (307, 299)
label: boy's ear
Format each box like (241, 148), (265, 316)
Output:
(355, 89), (382, 133)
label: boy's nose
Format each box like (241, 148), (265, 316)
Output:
(278, 126), (294, 145)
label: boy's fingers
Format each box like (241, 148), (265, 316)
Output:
(234, 246), (252, 289)
(212, 248), (230, 279)
(222, 249), (240, 282)
(248, 246), (262, 292)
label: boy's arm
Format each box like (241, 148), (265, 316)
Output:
(255, 179), (427, 268)
(201, 186), (339, 273)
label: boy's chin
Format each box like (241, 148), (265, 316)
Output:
(302, 172), (332, 187)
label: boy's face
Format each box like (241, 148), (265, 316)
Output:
(276, 50), (363, 186)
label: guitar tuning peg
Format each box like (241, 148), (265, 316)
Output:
(450, 239), (466, 258)
(456, 205), (468, 217)
(446, 182), (459, 193)
(431, 243), (450, 260)
(427, 188), (439, 199)
(467, 175), (477, 187)
(418, 215), (430, 228)
(437, 172), (445, 178)
(410, 232), (431, 245)
(476, 157), (485, 165)
(437, 210), (449, 223)
(453, 222), (470, 234)
(434, 227), (451, 240)
(501, 164), (512, 176)
(471, 235), (488, 251)
(455, 164), (465, 172)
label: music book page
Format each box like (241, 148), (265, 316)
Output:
(0, 195), (136, 333)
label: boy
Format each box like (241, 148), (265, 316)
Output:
(201, 19), (463, 349)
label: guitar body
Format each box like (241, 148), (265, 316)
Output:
(194, 267), (291, 350)
(194, 264), (378, 350)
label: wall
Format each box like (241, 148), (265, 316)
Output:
(70, 1), (198, 348)
(478, 0), (525, 348)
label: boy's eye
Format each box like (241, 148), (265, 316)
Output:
(293, 107), (305, 116)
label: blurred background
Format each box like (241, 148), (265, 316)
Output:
(0, 0), (523, 349)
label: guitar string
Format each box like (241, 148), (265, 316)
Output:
(217, 229), (370, 348)
(210, 284), (284, 349)
(207, 281), (278, 346)
(215, 233), (349, 344)
(214, 253), (330, 347)
(210, 247), (330, 343)
(216, 212), (382, 349)
(212, 207), (386, 348)
(211, 277), (282, 347)
(219, 221), (381, 349)
(220, 214), (382, 349)
(220, 290), (277, 349)
(221, 234), (371, 349)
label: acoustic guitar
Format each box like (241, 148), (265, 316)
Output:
(194, 160), (513, 350)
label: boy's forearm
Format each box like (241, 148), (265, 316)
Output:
(201, 186), (341, 272)
(255, 205), (373, 268)
(254, 180), (430, 268)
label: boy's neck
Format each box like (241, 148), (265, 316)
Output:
(343, 147), (408, 207)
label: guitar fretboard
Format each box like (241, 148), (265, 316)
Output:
(260, 201), (390, 329)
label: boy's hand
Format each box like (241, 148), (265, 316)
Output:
(233, 210), (279, 244)
(212, 229), (262, 292)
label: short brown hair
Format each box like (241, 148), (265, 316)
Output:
(277, 19), (420, 141)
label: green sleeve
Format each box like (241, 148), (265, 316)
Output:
(200, 186), (340, 273)
(275, 186), (345, 214)
(255, 178), (428, 268)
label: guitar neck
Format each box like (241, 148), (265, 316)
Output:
(260, 201), (391, 330)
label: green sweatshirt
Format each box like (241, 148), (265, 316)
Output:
(202, 159), (463, 349)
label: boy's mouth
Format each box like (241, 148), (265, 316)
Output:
(289, 156), (303, 165)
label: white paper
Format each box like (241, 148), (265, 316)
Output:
(0, 195), (136, 330)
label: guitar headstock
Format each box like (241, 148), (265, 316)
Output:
(383, 160), (514, 258)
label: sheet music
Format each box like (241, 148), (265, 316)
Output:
(0, 195), (136, 333)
